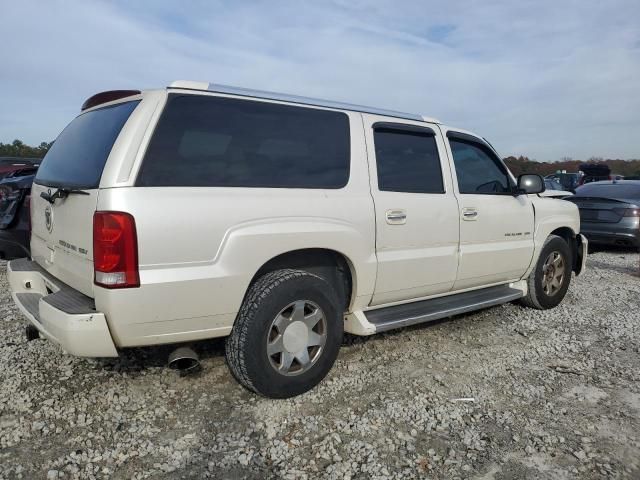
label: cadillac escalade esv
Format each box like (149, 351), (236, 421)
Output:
(8, 81), (587, 398)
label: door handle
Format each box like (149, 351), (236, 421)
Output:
(462, 208), (478, 220)
(386, 210), (407, 224)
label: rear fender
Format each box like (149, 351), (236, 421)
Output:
(215, 218), (377, 311)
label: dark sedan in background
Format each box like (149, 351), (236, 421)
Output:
(0, 158), (40, 259)
(568, 180), (640, 248)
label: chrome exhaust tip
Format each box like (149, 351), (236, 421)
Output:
(168, 346), (200, 375)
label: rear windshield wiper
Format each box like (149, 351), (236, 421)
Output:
(40, 187), (90, 204)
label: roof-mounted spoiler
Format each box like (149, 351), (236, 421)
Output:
(81, 90), (141, 111)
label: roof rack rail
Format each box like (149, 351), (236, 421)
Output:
(168, 80), (440, 124)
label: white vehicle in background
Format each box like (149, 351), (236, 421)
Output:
(8, 81), (587, 398)
(540, 178), (574, 199)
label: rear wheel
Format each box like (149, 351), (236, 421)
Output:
(225, 269), (343, 398)
(521, 235), (572, 309)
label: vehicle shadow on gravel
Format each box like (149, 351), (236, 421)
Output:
(98, 319), (458, 374)
(587, 244), (638, 255)
(96, 337), (227, 373)
(587, 258), (639, 276)
(587, 245), (639, 277)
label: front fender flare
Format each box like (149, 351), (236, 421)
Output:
(574, 234), (588, 276)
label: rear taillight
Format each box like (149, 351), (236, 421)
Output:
(612, 208), (640, 217)
(93, 211), (139, 288)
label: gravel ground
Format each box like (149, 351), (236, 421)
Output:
(1, 249), (639, 479)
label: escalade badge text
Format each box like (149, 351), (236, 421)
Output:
(44, 204), (53, 233)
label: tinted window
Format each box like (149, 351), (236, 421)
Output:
(449, 138), (511, 194)
(137, 95), (350, 188)
(374, 128), (444, 193)
(35, 101), (139, 189)
(545, 179), (564, 191)
(575, 183), (640, 199)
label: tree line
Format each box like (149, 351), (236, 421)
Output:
(0, 139), (53, 159)
(2, 139), (640, 178)
(503, 155), (640, 178)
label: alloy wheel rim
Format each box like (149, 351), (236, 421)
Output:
(267, 300), (327, 376)
(542, 251), (565, 296)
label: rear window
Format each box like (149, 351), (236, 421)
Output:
(575, 183), (640, 199)
(35, 101), (139, 189)
(136, 94), (350, 188)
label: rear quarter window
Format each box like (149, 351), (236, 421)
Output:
(35, 101), (140, 189)
(136, 94), (350, 188)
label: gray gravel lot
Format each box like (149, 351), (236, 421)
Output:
(1, 249), (639, 479)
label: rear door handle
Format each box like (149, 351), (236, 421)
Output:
(386, 210), (407, 224)
(462, 208), (478, 220)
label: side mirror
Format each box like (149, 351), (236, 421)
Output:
(516, 174), (545, 195)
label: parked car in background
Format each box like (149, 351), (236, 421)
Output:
(0, 170), (37, 259)
(0, 163), (39, 259)
(568, 180), (640, 248)
(546, 172), (581, 193)
(540, 178), (573, 199)
(0, 157), (41, 179)
(577, 163), (625, 185)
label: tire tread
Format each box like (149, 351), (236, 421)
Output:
(520, 234), (570, 310)
(226, 269), (327, 395)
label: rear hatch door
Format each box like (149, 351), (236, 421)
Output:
(30, 100), (140, 297)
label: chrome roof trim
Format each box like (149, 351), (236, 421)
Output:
(168, 80), (440, 123)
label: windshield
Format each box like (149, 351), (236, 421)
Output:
(575, 183), (640, 199)
(35, 100), (139, 189)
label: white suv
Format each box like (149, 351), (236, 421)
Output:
(8, 81), (587, 398)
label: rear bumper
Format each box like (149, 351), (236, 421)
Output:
(7, 258), (118, 357)
(581, 229), (640, 248)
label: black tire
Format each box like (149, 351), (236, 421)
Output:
(225, 269), (343, 398)
(520, 235), (572, 310)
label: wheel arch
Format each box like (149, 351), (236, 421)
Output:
(249, 248), (356, 311)
(549, 226), (575, 244)
(549, 226), (583, 273)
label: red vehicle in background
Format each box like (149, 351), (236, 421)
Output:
(0, 157), (41, 178)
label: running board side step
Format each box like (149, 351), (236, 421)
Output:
(365, 284), (524, 333)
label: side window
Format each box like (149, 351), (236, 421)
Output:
(373, 126), (444, 194)
(137, 94), (350, 188)
(449, 137), (511, 194)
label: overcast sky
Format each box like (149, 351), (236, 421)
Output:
(1, 0), (639, 161)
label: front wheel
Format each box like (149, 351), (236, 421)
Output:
(520, 235), (572, 309)
(225, 269), (343, 398)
